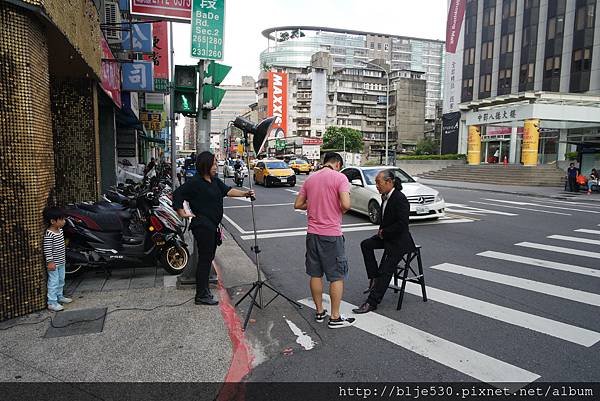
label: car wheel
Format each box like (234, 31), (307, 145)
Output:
(264, 178), (270, 188)
(289, 182), (295, 187)
(368, 201), (381, 225)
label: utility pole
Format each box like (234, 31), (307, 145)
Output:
(195, 60), (212, 153)
(169, 22), (177, 185)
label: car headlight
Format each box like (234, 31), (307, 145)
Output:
(435, 194), (444, 203)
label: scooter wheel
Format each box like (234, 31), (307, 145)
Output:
(161, 244), (189, 275)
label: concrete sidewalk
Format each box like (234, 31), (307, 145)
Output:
(418, 178), (600, 202)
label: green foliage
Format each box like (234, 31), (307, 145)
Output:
(414, 138), (439, 155)
(565, 151), (578, 160)
(397, 154), (466, 160)
(323, 126), (364, 153)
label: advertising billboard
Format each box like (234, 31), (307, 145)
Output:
(267, 71), (288, 137)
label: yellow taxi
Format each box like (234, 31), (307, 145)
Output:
(288, 159), (311, 175)
(254, 159), (296, 187)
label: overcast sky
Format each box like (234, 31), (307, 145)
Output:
(172, 0), (447, 86)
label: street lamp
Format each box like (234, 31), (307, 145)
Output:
(363, 61), (390, 165)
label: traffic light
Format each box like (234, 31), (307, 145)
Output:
(174, 65), (197, 114)
(201, 61), (231, 110)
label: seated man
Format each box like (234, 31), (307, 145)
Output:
(588, 168), (599, 194)
(353, 169), (416, 314)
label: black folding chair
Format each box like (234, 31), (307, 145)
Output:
(388, 245), (427, 310)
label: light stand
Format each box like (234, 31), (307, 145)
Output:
(232, 117), (302, 330)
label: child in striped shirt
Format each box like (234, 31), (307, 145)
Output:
(43, 207), (72, 312)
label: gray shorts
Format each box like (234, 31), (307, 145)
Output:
(305, 234), (348, 282)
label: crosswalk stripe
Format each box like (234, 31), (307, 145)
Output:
(299, 295), (540, 385)
(238, 218), (474, 240)
(482, 199), (600, 214)
(402, 282), (600, 347)
(470, 201), (571, 215)
(516, 242), (600, 260)
(477, 251), (600, 278)
(445, 203), (517, 216)
(429, 263), (600, 307)
(548, 235), (600, 246)
(575, 229), (600, 235)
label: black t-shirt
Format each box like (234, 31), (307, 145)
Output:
(172, 175), (231, 230)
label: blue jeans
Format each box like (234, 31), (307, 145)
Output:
(47, 264), (65, 305)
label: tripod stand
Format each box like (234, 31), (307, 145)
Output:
(234, 131), (302, 331)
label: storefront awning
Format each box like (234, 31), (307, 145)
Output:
(138, 134), (165, 144)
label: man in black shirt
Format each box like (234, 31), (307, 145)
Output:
(173, 151), (254, 305)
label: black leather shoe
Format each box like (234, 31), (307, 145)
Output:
(195, 295), (219, 305)
(352, 302), (377, 314)
(362, 279), (375, 294)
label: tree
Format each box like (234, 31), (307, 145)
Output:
(323, 126), (364, 153)
(415, 137), (438, 155)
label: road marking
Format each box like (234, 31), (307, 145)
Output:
(430, 263), (600, 307)
(285, 189), (299, 195)
(445, 203), (517, 216)
(238, 218), (474, 240)
(224, 202), (295, 209)
(575, 229), (600, 235)
(470, 201), (571, 216)
(547, 235), (600, 246)
(299, 295), (540, 386)
(224, 215), (375, 235)
(482, 199), (600, 214)
(516, 242), (600, 260)
(477, 251), (600, 278)
(284, 318), (316, 350)
(402, 282), (600, 347)
(539, 199), (600, 209)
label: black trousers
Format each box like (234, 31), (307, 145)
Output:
(191, 225), (218, 297)
(361, 235), (403, 306)
(568, 176), (577, 192)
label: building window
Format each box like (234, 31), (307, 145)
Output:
(483, 6), (496, 26)
(384, 43), (389, 51)
(575, 3), (595, 31)
(524, 0), (539, 8)
(465, 15), (477, 36)
(544, 56), (561, 77)
(370, 42), (374, 49)
(463, 47), (475, 65)
(519, 63), (535, 85)
(522, 25), (538, 47)
(547, 16), (564, 40)
(498, 68), (512, 93)
(377, 43), (382, 50)
(502, 0), (517, 18)
(500, 33), (514, 54)
(479, 74), (492, 93)
(572, 48), (592, 72)
(481, 41), (494, 60)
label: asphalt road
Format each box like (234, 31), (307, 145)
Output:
(219, 171), (600, 385)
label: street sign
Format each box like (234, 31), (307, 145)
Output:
(203, 61), (231, 85)
(145, 93), (164, 111)
(191, 0), (225, 60)
(130, 0), (192, 22)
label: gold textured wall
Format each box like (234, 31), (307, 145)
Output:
(18, 0), (101, 78)
(0, 3), (55, 320)
(50, 79), (101, 204)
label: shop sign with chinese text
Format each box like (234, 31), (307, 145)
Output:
(130, 0), (191, 22)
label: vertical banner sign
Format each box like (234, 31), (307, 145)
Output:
(130, 0), (192, 22)
(467, 125), (481, 165)
(443, 0), (466, 114)
(191, 0), (225, 60)
(122, 23), (153, 52)
(122, 61), (154, 92)
(521, 119), (540, 166)
(100, 37), (122, 108)
(268, 71), (288, 137)
(441, 111), (460, 154)
(144, 21), (170, 92)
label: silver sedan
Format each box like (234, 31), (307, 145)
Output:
(341, 166), (445, 224)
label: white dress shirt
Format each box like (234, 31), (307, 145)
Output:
(381, 187), (395, 220)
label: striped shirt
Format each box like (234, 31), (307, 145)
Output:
(43, 229), (66, 266)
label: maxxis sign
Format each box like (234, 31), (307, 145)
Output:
(268, 71), (288, 137)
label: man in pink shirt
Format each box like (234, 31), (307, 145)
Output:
(294, 153), (355, 329)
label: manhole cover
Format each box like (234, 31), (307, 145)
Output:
(44, 307), (107, 338)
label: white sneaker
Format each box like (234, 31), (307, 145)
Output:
(328, 314), (356, 329)
(58, 297), (73, 304)
(48, 303), (64, 312)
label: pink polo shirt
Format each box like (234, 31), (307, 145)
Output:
(299, 167), (350, 236)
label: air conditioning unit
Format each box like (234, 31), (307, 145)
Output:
(103, 0), (122, 44)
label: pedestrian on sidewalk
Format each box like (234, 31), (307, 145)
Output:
(587, 168), (598, 194)
(567, 163), (579, 192)
(173, 151), (254, 306)
(294, 152), (355, 329)
(43, 206), (72, 312)
(353, 170), (416, 314)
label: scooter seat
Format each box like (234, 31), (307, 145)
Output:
(66, 208), (124, 232)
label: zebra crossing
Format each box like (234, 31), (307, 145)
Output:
(301, 224), (600, 386)
(445, 196), (600, 217)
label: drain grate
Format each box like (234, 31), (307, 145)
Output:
(44, 307), (107, 338)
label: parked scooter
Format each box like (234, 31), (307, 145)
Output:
(63, 189), (189, 276)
